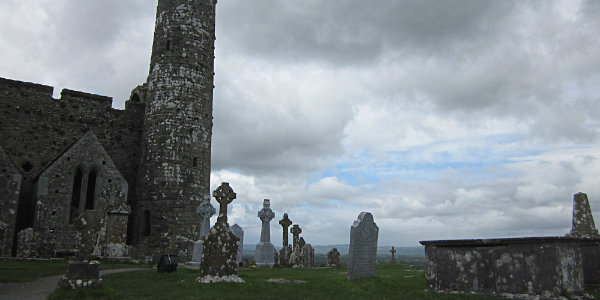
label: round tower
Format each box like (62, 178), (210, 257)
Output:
(136, 0), (216, 261)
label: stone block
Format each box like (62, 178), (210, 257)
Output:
(347, 212), (378, 280)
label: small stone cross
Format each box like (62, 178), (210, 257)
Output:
(212, 182), (236, 224)
(290, 224), (302, 250)
(279, 213), (292, 248)
(390, 246), (396, 264)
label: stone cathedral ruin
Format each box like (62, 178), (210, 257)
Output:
(0, 0), (217, 262)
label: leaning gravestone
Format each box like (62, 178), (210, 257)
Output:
(191, 194), (216, 266)
(328, 248), (340, 268)
(231, 224), (244, 265)
(197, 182), (244, 283)
(255, 199), (276, 266)
(566, 192), (600, 238)
(347, 212), (378, 280)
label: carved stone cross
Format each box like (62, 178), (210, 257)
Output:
(212, 182), (236, 224)
(390, 246), (396, 263)
(279, 213), (292, 248)
(290, 224), (302, 250)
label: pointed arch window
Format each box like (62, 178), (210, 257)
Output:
(85, 169), (97, 210)
(69, 167), (83, 223)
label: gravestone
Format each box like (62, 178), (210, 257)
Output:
(347, 212), (378, 280)
(302, 244), (314, 268)
(231, 224), (244, 265)
(279, 213), (293, 267)
(191, 194), (216, 265)
(255, 199), (276, 266)
(567, 192), (600, 238)
(390, 246), (396, 264)
(58, 260), (102, 289)
(197, 182), (242, 282)
(291, 224), (302, 251)
(327, 248), (340, 268)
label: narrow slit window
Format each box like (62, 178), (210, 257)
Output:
(193, 157), (198, 167)
(69, 168), (83, 223)
(85, 169), (97, 209)
(143, 210), (151, 236)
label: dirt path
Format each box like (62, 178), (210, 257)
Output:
(0, 268), (147, 300)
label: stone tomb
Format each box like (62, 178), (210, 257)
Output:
(420, 192), (600, 298)
(58, 260), (102, 289)
(198, 182), (242, 282)
(231, 224), (244, 265)
(420, 237), (587, 299)
(347, 212), (379, 281)
(327, 248), (340, 268)
(301, 244), (314, 268)
(255, 199), (276, 266)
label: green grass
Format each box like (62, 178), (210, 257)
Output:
(48, 264), (503, 300)
(0, 260), (151, 283)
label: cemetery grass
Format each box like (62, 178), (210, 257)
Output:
(48, 264), (503, 300)
(0, 259), (151, 283)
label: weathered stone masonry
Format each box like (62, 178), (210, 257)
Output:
(0, 0), (217, 261)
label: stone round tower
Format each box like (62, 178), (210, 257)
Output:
(135, 0), (216, 261)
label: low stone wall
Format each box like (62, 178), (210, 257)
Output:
(420, 237), (598, 299)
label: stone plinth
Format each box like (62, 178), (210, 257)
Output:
(58, 261), (102, 289)
(199, 222), (239, 277)
(420, 237), (594, 299)
(347, 212), (378, 280)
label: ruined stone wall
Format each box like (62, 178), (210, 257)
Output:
(135, 0), (216, 261)
(0, 77), (143, 256)
(421, 237), (586, 299)
(0, 77), (143, 203)
(0, 146), (22, 256)
(33, 132), (130, 258)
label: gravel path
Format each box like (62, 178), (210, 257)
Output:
(0, 268), (147, 300)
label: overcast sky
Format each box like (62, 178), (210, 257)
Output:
(1, 0), (600, 247)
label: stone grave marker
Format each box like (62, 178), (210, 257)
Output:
(191, 194), (216, 265)
(327, 248), (340, 268)
(567, 192), (600, 238)
(197, 182), (243, 282)
(302, 244), (314, 268)
(279, 213), (293, 267)
(58, 260), (102, 289)
(231, 224), (244, 265)
(347, 212), (378, 280)
(390, 246), (396, 264)
(255, 199), (276, 266)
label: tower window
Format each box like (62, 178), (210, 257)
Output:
(22, 161), (34, 173)
(85, 169), (97, 210)
(70, 168), (83, 223)
(143, 210), (151, 236)
(193, 157), (198, 167)
(166, 40), (171, 51)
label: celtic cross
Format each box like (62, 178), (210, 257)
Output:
(290, 224), (302, 250)
(279, 213), (292, 248)
(212, 182), (236, 224)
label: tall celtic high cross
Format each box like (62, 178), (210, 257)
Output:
(290, 224), (302, 250)
(212, 182), (236, 224)
(196, 194), (216, 239)
(279, 213), (292, 248)
(390, 246), (396, 263)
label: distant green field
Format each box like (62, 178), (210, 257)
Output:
(48, 264), (503, 300)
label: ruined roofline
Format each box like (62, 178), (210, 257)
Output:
(0, 76), (54, 97)
(0, 75), (144, 112)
